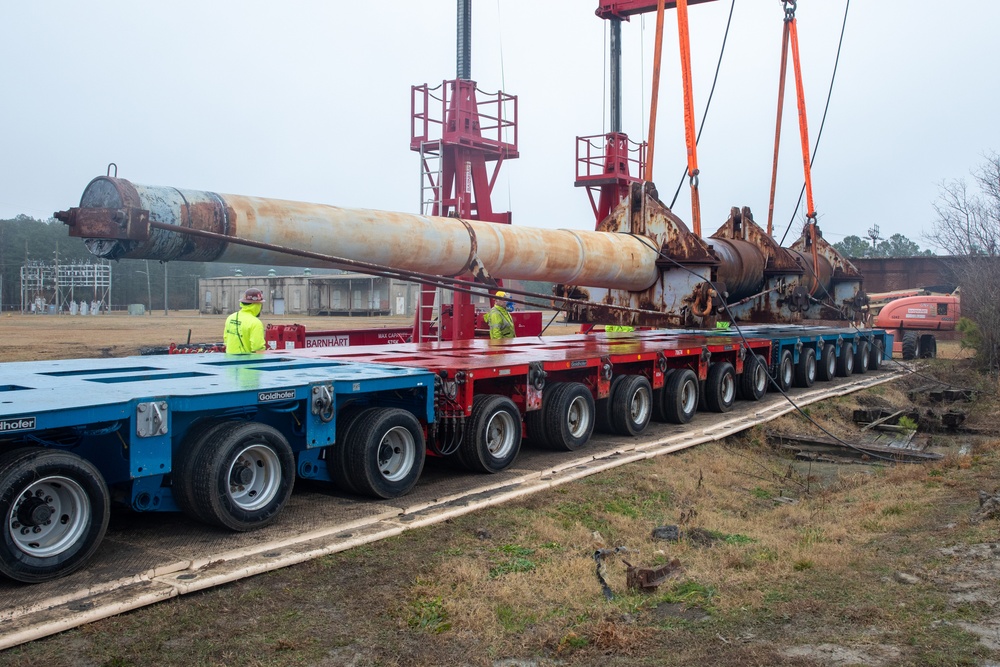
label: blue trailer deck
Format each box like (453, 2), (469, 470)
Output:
(0, 354), (434, 583)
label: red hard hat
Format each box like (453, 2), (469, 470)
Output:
(241, 288), (265, 304)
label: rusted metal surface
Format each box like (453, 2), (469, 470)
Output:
(59, 178), (660, 292)
(565, 182), (716, 327)
(709, 238), (765, 301)
(625, 558), (683, 591)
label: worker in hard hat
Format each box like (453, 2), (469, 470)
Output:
(484, 290), (516, 339)
(224, 288), (267, 354)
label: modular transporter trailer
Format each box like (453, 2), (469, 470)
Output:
(0, 326), (890, 583)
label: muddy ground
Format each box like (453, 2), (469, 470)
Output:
(1, 316), (998, 667)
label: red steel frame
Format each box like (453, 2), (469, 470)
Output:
(410, 79), (519, 343)
(580, 0), (718, 228)
(277, 329), (772, 453)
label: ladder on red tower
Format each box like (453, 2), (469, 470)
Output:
(409, 77), (518, 342)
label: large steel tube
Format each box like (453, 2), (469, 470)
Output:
(68, 177), (660, 291)
(710, 238), (766, 300)
(787, 249), (833, 295)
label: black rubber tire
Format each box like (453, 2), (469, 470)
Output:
(0, 447), (110, 583)
(663, 368), (699, 424)
(776, 350), (794, 392)
(920, 336), (938, 359)
(652, 370), (676, 422)
(173, 418), (229, 523)
(703, 362), (736, 413)
(189, 421), (296, 531)
(329, 407), (380, 494)
(793, 348), (817, 388)
(610, 375), (653, 436)
(457, 395), (522, 473)
(854, 340), (870, 375)
(345, 408), (426, 499)
(901, 331), (919, 360)
(869, 339), (885, 370)
(836, 343), (855, 377)
(538, 382), (596, 451)
(594, 376), (624, 434)
(817, 343), (837, 381)
(738, 355), (768, 402)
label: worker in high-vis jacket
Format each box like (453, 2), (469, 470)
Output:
(605, 325), (635, 332)
(224, 288), (267, 354)
(484, 290), (516, 339)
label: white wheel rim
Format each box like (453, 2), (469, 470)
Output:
(782, 358), (793, 385)
(9, 475), (90, 559)
(826, 351), (836, 375)
(566, 395), (591, 438)
(807, 356), (816, 382)
(630, 386), (651, 425)
(680, 378), (698, 414)
(377, 426), (416, 482)
(721, 373), (735, 403)
(227, 444), (282, 511)
(753, 364), (767, 393)
(485, 410), (517, 459)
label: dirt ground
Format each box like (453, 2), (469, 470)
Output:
(0, 311), (580, 362)
(1, 319), (999, 666)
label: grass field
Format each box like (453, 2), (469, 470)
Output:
(1, 316), (998, 666)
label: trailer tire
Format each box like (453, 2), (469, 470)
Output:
(663, 368), (699, 424)
(536, 382), (595, 451)
(776, 350), (794, 392)
(328, 407), (380, 494)
(610, 375), (653, 436)
(704, 362), (736, 413)
(174, 419), (229, 523)
(854, 341), (870, 375)
(818, 343), (837, 381)
(595, 376), (624, 434)
(458, 395), (522, 473)
(652, 370), (676, 422)
(345, 408), (425, 499)
(0, 448), (109, 583)
(190, 422), (296, 531)
(793, 348), (817, 388)
(738, 355), (768, 401)
(869, 339), (885, 370)
(836, 343), (855, 377)
(901, 331), (919, 360)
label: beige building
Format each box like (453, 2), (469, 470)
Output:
(198, 272), (423, 317)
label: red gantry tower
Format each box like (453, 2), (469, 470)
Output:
(410, 0), (519, 342)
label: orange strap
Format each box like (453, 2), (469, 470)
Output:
(766, 20), (791, 237)
(788, 18), (816, 222)
(788, 15), (820, 279)
(675, 0), (701, 236)
(645, 0), (666, 183)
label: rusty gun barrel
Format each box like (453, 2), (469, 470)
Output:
(56, 177), (660, 292)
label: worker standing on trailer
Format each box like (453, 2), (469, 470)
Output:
(224, 288), (267, 354)
(485, 290), (516, 339)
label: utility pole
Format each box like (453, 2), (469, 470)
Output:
(867, 224), (882, 251)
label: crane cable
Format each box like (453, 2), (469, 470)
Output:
(778, 0), (851, 246)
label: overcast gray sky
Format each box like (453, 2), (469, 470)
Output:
(2, 1), (997, 249)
